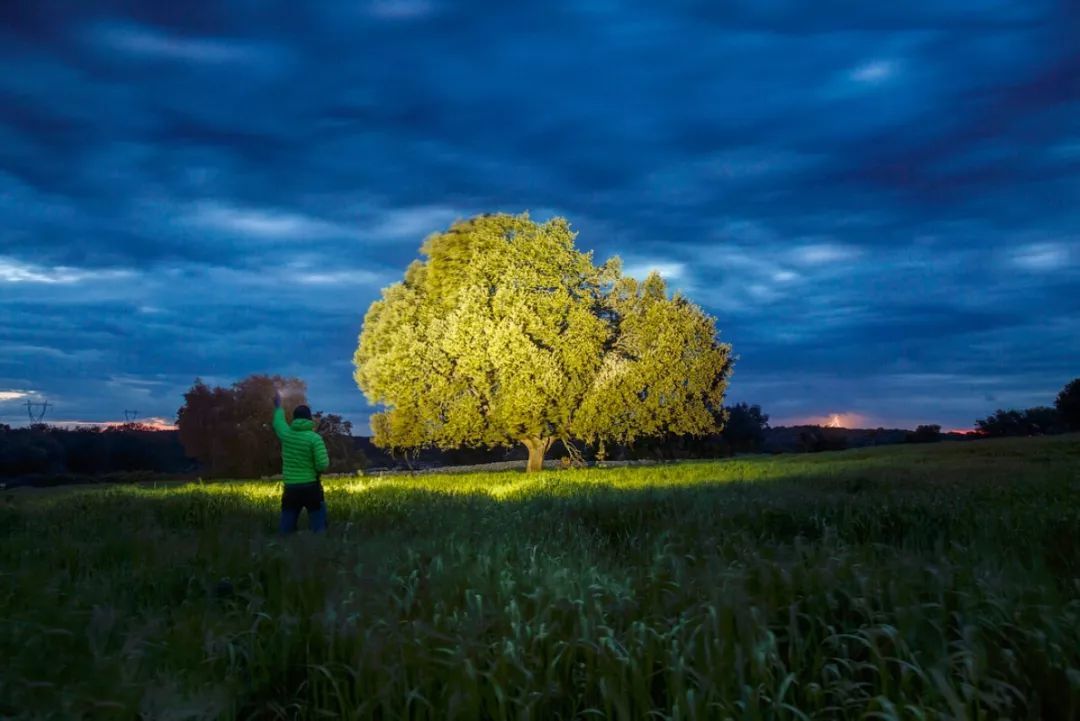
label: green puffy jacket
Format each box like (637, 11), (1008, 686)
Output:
(273, 407), (330, 484)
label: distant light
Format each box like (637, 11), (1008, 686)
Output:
(781, 412), (872, 429)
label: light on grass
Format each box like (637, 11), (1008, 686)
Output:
(336, 479), (376, 495)
(6, 437), (1078, 719)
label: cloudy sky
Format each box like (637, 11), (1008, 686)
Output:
(1, 1), (1077, 431)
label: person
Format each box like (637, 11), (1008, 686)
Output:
(272, 390), (330, 534)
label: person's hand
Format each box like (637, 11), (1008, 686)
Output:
(274, 390), (282, 408)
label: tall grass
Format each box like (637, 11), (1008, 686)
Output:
(2, 435), (1079, 720)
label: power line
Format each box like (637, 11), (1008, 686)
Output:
(25, 400), (50, 423)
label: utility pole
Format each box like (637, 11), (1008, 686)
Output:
(25, 399), (50, 423)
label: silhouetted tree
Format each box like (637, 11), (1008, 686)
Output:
(976, 410), (1026, 437)
(906, 424), (942, 443)
(1025, 406), (1065, 435)
(176, 375), (309, 478)
(0, 430), (64, 475)
(313, 412), (368, 473)
(975, 407), (1063, 437)
(797, 427), (848, 453)
(721, 403), (770, 453)
(0, 423), (192, 481)
(1055, 378), (1080, 431)
(176, 380), (228, 474)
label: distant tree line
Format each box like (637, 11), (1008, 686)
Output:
(905, 425), (944, 444)
(0, 422), (192, 481)
(973, 378), (1079, 437)
(617, 403), (772, 460)
(551, 402), (773, 462)
(10, 375), (1072, 484)
(0, 374), (370, 484)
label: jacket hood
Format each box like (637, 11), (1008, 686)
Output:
(290, 418), (315, 432)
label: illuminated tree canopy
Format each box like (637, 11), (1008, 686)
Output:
(354, 213), (734, 471)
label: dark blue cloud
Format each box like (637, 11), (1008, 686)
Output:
(1, 0), (1077, 429)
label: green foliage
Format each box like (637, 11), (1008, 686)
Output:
(2, 436), (1080, 718)
(354, 213), (732, 469)
(1056, 377), (1080, 430)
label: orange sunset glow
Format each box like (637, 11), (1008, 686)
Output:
(49, 417), (178, 431)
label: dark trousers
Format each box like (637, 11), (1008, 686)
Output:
(280, 481), (327, 534)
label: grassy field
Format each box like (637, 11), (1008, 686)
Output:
(2, 436), (1079, 720)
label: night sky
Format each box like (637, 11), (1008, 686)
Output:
(1, 1), (1077, 431)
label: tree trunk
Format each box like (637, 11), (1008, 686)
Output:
(522, 437), (553, 472)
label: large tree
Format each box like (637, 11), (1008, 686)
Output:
(353, 213), (734, 471)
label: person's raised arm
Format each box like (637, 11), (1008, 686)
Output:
(272, 390), (289, 439)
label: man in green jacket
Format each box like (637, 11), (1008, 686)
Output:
(273, 391), (330, 533)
